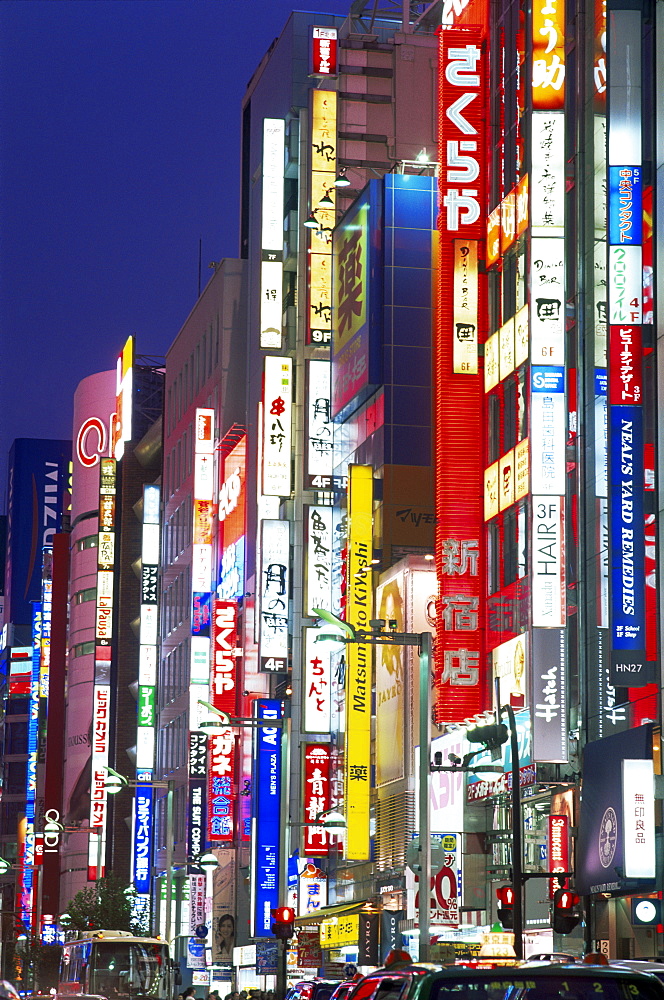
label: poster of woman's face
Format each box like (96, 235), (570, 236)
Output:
(213, 913), (235, 963)
(212, 850), (236, 964)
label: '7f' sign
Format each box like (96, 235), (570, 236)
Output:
(440, 33), (485, 239)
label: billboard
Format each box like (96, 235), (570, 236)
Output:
(208, 600), (238, 841)
(312, 26), (337, 76)
(260, 120), (284, 349)
(252, 700), (282, 936)
(609, 406), (646, 683)
(302, 628), (331, 734)
(306, 361), (334, 485)
(4, 438), (71, 626)
(262, 356), (293, 496)
(332, 199), (370, 416)
(308, 91), (337, 346)
(258, 520), (289, 672)
(435, 28), (487, 722)
(345, 465), (373, 859)
(302, 743), (334, 857)
(218, 433), (246, 602)
(576, 724), (653, 895)
(111, 335), (134, 460)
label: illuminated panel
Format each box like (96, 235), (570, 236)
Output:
(132, 786), (153, 896)
(89, 456), (116, 879)
(609, 405), (646, 683)
(312, 26), (337, 76)
(516, 174), (529, 237)
(532, 497), (566, 628)
(622, 759), (655, 878)
(258, 519), (290, 671)
(500, 189), (515, 254)
(331, 199), (369, 416)
(532, 0), (565, 110)
(260, 119), (285, 349)
(547, 814), (570, 898)
(111, 335), (134, 460)
(218, 434), (247, 602)
(304, 504), (333, 616)
(452, 240), (478, 374)
(608, 245), (642, 325)
(345, 465), (373, 860)
(262, 356), (293, 497)
(208, 600), (238, 842)
(499, 317), (514, 381)
(308, 91), (337, 346)
(436, 27), (486, 722)
(531, 114), (565, 234)
(530, 238), (565, 364)
(137, 484), (160, 774)
(302, 744), (334, 857)
(22, 603), (41, 928)
(530, 366), (566, 495)
(189, 409), (215, 858)
(306, 361), (334, 487)
(251, 699), (282, 936)
(606, 19), (646, 687)
(493, 633), (527, 709)
(514, 303), (529, 368)
(484, 331), (498, 392)
(302, 627), (331, 734)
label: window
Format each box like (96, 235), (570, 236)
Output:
(76, 535), (97, 551)
(75, 587), (96, 604)
(503, 507), (518, 587)
(487, 522), (500, 595)
(72, 641), (95, 657)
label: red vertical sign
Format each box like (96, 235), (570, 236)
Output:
(302, 744), (334, 857)
(208, 600), (238, 841)
(548, 814), (569, 898)
(435, 27), (488, 722)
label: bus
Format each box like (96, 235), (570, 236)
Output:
(58, 930), (179, 1000)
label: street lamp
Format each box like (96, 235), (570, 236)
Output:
(102, 769), (175, 944)
(313, 608), (433, 962)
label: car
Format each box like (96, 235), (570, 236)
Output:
(285, 981), (340, 1000)
(522, 954), (580, 965)
(344, 954), (664, 1000)
(610, 961), (664, 984)
(330, 978), (363, 1000)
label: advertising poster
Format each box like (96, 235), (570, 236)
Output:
(212, 848), (236, 964)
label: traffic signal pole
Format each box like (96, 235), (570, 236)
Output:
(502, 704), (524, 960)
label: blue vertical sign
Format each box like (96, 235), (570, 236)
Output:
(252, 699), (282, 936)
(132, 785), (153, 894)
(609, 405), (648, 684)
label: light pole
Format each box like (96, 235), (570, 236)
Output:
(103, 769), (175, 943)
(313, 609), (433, 962)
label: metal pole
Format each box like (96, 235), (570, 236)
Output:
(502, 704), (523, 960)
(165, 781), (174, 945)
(96, 826), (103, 881)
(418, 632), (432, 963)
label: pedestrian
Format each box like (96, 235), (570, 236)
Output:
(182, 988), (196, 1000)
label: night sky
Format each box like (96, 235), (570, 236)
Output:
(0, 0), (350, 506)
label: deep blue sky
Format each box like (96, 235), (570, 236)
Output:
(0, 0), (349, 506)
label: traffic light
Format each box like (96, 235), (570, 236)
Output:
(467, 723), (509, 749)
(552, 888), (581, 934)
(270, 906), (295, 940)
(496, 885), (515, 929)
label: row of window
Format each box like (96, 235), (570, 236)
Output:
(166, 320), (220, 438)
(161, 566), (191, 639)
(158, 712), (188, 775)
(163, 495), (192, 565)
(159, 641), (190, 707)
(165, 425), (193, 500)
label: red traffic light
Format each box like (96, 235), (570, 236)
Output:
(271, 906), (296, 924)
(496, 885), (514, 905)
(554, 889), (579, 910)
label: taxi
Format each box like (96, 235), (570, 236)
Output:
(345, 952), (664, 1000)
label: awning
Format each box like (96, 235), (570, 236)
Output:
(294, 899), (370, 927)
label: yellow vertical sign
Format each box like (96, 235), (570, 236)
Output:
(345, 464), (373, 860)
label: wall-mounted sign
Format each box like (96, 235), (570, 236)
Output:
(608, 245), (642, 325)
(306, 361), (333, 484)
(532, 496), (566, 627)
(532, 0), (565, 109)
(252, 701), (282, 936)
(622, 759), (655, 878)
(531, 114), (565, 233)
(258, 520), (290, 672)
(531, 627), (568, 763)
(262, 356), (293, 497)
(260, 120), (285, 349)
(530, 238), (565, 363)
(530, 366), (566, 495)
(302, 744), (333, 857)
(452, 239), (478, 374)
(312, 26), (338, 75)
(304, 504), (333, 615)
(302, 628), (331, 734)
